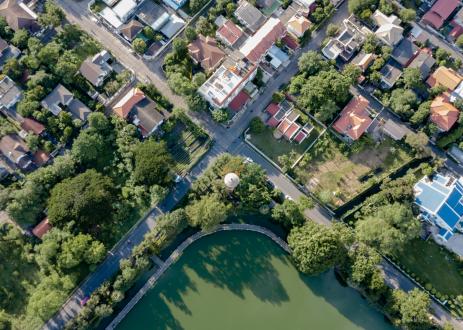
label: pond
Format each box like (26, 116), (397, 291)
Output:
(117, 230), (394, 330)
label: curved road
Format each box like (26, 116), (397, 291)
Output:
(106, 223), (290, 330)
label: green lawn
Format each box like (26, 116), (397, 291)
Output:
(392, 239), (463, 297)
(163, 117), (211, 175)
(249, 120), (321, 167)
(293, 134), (413, 208)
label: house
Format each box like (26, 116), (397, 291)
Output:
(351, 52), (376, 72)
(120, 20), (144, 41)
(430, 94), (459, 131)
(322, 15), (372, 61)
(41, 84), (91, 121)
(188, 35), (226, 73)
(414, 173), (463, 241)
(333, 95), (372, 141)
(112, 0), (139, 23)
(239, 17), (286, 63)
(198, 63), (257, 109)
(381, 119), (406, 140)
(234, 0), (266, 33)
(427, 66), (463, 91)
(287, 14), (312, 39)
(380, 63), (402, 89)
(163, 0), (187, 10)
(79, 50), (113, 87)
(0, 76), (21, 109)
(407, 48), (436, 79)
(0, 0), (38, 32)
(20, 118), (45, 136)
(372, 10), (404, 47)
(266, 101), (313, 143)
(32, 218), (52, 239)
(100, 7), (124, 29)
(112, 87), (164, 136)
(160, 14), (185, 39)
(266, 45), (289, 69)
(228, 90), (250, 112)
(216, 19), (244, 47)
(136, 0), (169, 31)
(422, 0), (460, 30)
(391, 38), (419, 67)
(0, 134), (32, 170)
(293, 0), (316, 12)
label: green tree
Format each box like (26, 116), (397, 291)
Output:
(288, 221), (346, 275)
(58, 233), (105, 269)
(172, 38), (188, 57)
(249, 117), (265, 133)
(347, 243), (381, 285)
(132, 38), (147, 54)
(271, 199), (305, 228)
(326, 23), (339, 37)
(143, 26), (155, 40)
(342, 63), (362, 84)
(133, 140), (173, 186)
(212, 108), (229, 123)
(405, 132), (430, 156)
(2, 58), (22, 80)
(391, 288), (431, 329)
(192, 72), (206, 87)
(25, 134), (40, 152)
(55, 51), (80, 84)
(38, 42), (61, 65)
(457, 35), (463, 48)
(186, 93), (207, 112)
(39, 0), (65, 27)
(410, 101), (431, 126)
(47, 170), (116, 233)
(389, 88), (417, 118)
(399, 8), (416, 23)
(402, 67), (422, 89)
(355, 203), (420, 254)
(11, 29), (28, 49)
(185, 27), (197, 42)
(186, 194), (229, 231)
(71, 131), (109, 169)
(298, 51), (329, 76)
(16, 99), (40, 117)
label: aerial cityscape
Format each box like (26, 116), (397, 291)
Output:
(2, 0), (463, 329)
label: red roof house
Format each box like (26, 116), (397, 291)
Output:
(239, 17), (286, 63)
(216, 20), (243, 47)
(228, 90), (250, 112)
(449, 22), (463, 40)
(422, 0), (460, 30)
(266, 103), (280, 116)
(113, 88), (145, 118)
(20, 118), (45, 135)
(430, 94), (460, 131)
(333, 95), (372, 140)
(32, 218), (52, 239)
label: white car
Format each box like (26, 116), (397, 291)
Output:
(285, 195), (294, 201)
(244, 157), (254, 163)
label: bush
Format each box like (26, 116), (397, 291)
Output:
(249, 117), (265, 133)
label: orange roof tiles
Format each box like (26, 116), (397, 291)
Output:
(430, 94), (460, 131)
(113, 88), (145, 119)
(333, 95), (372, 140)
(32, 218), (51, 239)
(427, 66), (463, 91)
(216, 20), (243, 46)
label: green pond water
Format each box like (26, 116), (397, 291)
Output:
(117, 230), (394, 330)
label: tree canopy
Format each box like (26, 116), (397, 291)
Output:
(133, 140), (173, 186)
(186, 194), (229, 231)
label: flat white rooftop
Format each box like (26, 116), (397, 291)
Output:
(199, 65), (243, 106)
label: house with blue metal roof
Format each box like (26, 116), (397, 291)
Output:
(414, 173), (463, 241)
(163, 0), (187, 10)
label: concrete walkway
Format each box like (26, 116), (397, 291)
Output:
(105, 224), (290, 330)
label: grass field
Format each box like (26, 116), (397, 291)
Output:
(163, 116), (211, 175)
(293, 134), (413, 208)
(392, 239), (463, 297)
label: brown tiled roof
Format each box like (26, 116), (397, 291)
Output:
(188, 35), (225, 72)
(0, 0), (38, 32)
(427, 66), (463, 91)
(20, 117), (45, 135)
(32, 218), (52, 239)
(333, 95), (372, 140)
(430, 94), (460, 131)
(120, 20), (143, 41)
(216, 20), (243, 46)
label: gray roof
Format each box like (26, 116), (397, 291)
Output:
(391, 38), (419, 67)
(120, 19), (143, 41)
(0, 134), (32, 169)
(380, 63), (402, 87)
(407, 49), (436, 79)
(131, 98), (164, 137)
(234, 1), (266, 32)
(79, 50), (112, 87)
(136, 0), (168, 30)
(68, 99), (91, 121)
(41, 84), (74, 116)
(0, 76), (21, 109)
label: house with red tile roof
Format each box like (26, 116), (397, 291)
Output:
(113, 88), (146, 119)
(333, 95), (373, 141)
(20, 118), (45, 136)
(427, 66), (463, 91)
(32, 218), (52, 239)
(239, 17), (286, 63)
(188, 35), (226, 73)
(422, 0), (460, 30)
(265, 101), (312, 143)
(430, 94), (460, 131)
(228, 90), (250, 112)
(216, 20), (244, 47)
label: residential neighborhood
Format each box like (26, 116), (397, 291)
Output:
(3, 0), (463, 330)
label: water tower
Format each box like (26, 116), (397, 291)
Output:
(224, 172), (240, 191)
